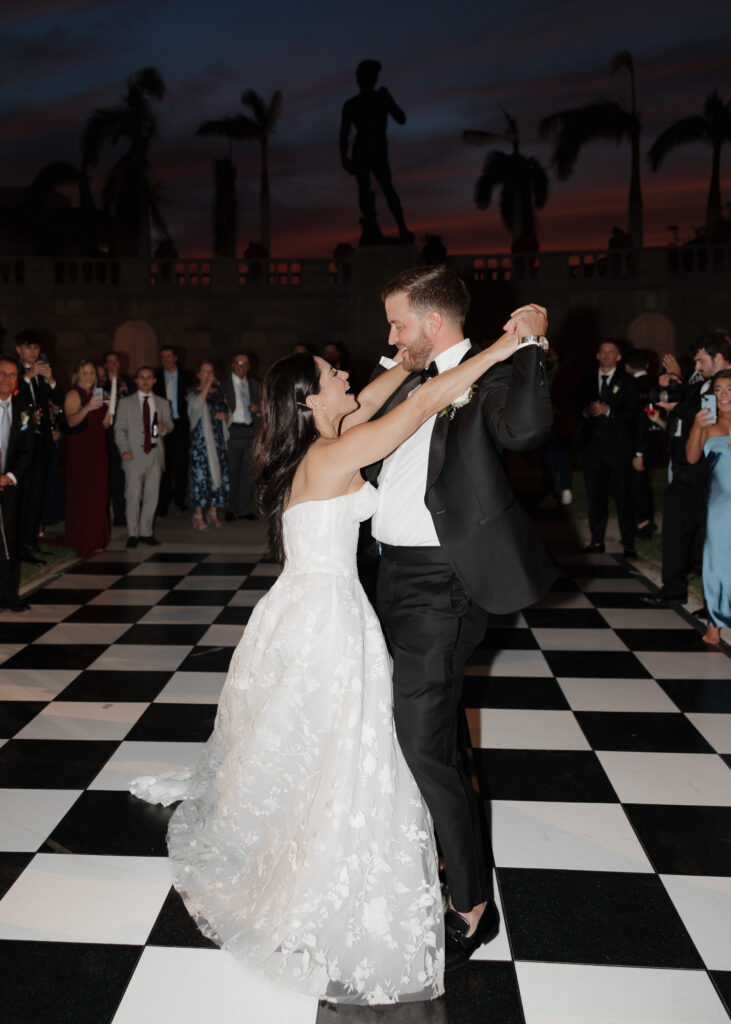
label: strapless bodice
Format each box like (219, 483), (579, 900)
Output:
(282, 482), (378, 576)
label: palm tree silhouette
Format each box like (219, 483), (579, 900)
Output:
(649, 90), (731, 241)
(82, 67), (169, 258)
(463, 109), (548, 252)
(540, 51), (643, 248)
(198, 89), (282, 257)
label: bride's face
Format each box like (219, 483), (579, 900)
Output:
(313, 356), (356, 416)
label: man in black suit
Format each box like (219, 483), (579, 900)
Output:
(0, 356), (35, 611)
(222, 352), (260, 520)
(367, 266), (555, 969)
(574, 340), (638, 557)
(153, 346), (193, 515)
(15, 330), (63, 563)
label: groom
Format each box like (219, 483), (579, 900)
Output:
(368, 265), (555, 969)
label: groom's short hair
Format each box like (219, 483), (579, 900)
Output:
(381, 266), (470, 329)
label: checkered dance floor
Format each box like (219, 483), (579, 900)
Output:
(0, 540), (729, 1024)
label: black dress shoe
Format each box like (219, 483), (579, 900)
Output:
(22, 548), (45, 565)
(139, 536), (161, 546)
(445, 902), (500, 972)
(225, 512), (235, 522)
(641, 593), (685, 608)
(0, 598), (31, 612)
(580, 542), (605, 554)
(126, 536), (139, 549)
(175, 501), (189, 512)
(113, 516), (127, 527)
(623, 548), (638, 559)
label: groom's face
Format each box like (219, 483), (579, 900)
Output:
(385, 292), (433, 372)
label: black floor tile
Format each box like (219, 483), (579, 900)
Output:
(0, 939), (142, 1024)
(711, 972), (731, 1018)
(238, 578), (275, 590)
(176, 646), (234, 672)
(722, 754), (731, 770)
(523, 607), (608, 629)
(584, 592), (656, 608)
(0, 621), (55, 644)
(42, 790), (173, 857)
(473, 749), (619, 802)
(0, 644), (106, 671)
(623, 804), (731, 875)
(189, 561), (256, 576)
(563, 564), (632, 578)
(616, 628), (710, 652)
(463, 677), (570, 710)
(146, 886), (218, 949)
(0, 701), (47, 738)
(28, 588), (101, 605)
(499, 867), (702, 968)
(445, 960), (525, 1024)
(485, 611), (524, 627)
(110, 575), (182, 590)
(543, 650), (651, 678)
(0, 852), (34, 900)
(158, 590), (235, 606)
(316, 996), (448, 1023)
(64, 605), (151, 624)
(549, 577), (579, 592)
(212, 606), (252, 626)
(56, 671), (172, 703)
(145, 552), (204, 562)
(657, 678), (731, 713)
(470, 629), (539, 654)
(64, 562), (136, 576)
(115, 623), (209, 646)
(0, 739), (119, 788)
(574, 711), (714, 753)
(125, 703), (216, 741)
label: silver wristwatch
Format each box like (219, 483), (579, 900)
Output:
(519, 335), (549, 351)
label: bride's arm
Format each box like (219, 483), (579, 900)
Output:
(338, 360), (411, 432)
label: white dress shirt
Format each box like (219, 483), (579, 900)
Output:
(0, 398), (14, 479)
(372, 339), (472, 547)
(231, 375), (252, 425)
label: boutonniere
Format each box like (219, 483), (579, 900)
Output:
(439, 384), (477, 421)
(19, 411), (29, 431)
(612, 384), (620, 394)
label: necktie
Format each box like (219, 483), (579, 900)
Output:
(143, 396), (151, 453)
(0, 402), (9, 474)
(600, 374), (610, 399)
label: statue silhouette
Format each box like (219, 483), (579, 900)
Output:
(339, 60), (414, 245)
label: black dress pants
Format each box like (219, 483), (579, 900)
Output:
(660, 479), (706, 600)
(20, 438), (49, 549)
(158, 422), (189, 511)
(377, 545), (492, 913)
(582, 453), (635, 548)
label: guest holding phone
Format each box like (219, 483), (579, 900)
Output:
(686, 369), (731, 644)
(63, 360), (112, 556)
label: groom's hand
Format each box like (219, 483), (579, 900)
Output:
(503, 303), (548, 337)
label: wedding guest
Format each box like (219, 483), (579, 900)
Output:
(103, 350), (134, 526)
(537, 346), (577, 507)
(154, 345), (194, 515)
(0, 355), (34, 612)
(63, 361), (112, 556)
(223, 352), (259, 521)
(188, 360), (230, 530)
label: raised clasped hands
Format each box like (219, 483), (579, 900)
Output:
(503, 303), (548, 339)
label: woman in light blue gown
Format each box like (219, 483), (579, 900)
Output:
(686, 369), (731, 644)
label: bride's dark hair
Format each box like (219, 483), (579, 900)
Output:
(252, 352), (321, 562)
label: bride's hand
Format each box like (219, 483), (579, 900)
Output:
(503, 303), (548, 337)
(485, 332), (523, 363)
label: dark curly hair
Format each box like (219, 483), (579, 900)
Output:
(252, 352), (321, 562)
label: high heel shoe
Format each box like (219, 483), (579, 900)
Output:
(206, 511), (222, 529)
(192, 512), (209, 531)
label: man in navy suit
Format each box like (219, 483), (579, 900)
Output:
(0, 355), (35, 611)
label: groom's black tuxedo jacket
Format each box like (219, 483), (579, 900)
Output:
(365, 345), (556, 613)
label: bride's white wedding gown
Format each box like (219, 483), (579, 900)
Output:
(131, 482), (444, 1004)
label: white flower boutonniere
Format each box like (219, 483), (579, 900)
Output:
(612, 384), (619, 394)
(19, 411), (30, 431)
(439, 384), (477, 421)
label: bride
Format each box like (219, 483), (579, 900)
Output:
(131, 320), (532, 1005)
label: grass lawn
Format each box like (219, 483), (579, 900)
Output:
(20, 539), (76, 587)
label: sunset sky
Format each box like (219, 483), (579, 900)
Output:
(2, 0), (730, 257)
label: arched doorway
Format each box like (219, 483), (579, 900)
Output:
(113, 320), (157, 376)
(627, 313), (675, 359)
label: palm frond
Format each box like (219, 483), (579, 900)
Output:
(540, 102), (634, 178)
(128, 66), (166, 101)
(473, 150), (512, 210)
(266, 89), (283, 132)
(648, 115), (708, 169)
(240, 89), (268, 128)
(197, 114), (259, 142)
(25, 162), (81, 210)
(611, 50), (633, 76)
(462, 129), (505, 146)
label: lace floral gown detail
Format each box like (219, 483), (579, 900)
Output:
(131, 483), (444, 1004)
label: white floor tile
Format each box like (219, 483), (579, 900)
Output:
(174, 575), (245, 590)
(127, 562), (196, 576)
(0, 853), (173, 943)
(531, 628), (628, 651)
(154, 672), (227, 704)
(203, 551), (265, 562)
(228, 591), (267, 607)
(88, 590), (169, 606)
(111, 946), (318, 1024)
(492, 800), (652, 872)
(574, 577), (651, 593)
(557, 677), (679, 713)
(198, 624), (244, 646)
(599, 608), (692, 630)
(468, 709), (590, 750)
(34, 623), (132, 645)
(0, 644), (25, 665)
(0, 605), (80, 622)
(530, 592), (594, 610)
(597, 751), (731, 805)
(685, 713), (731, 754)
(515, 961), (729, 1024)
(249, 563), (281, 577)
(45, 574), (121, 589)
(0, 669), (80, 701)
(0, 789), (82, 852)
(635, 651), (731, 680)
(88, 740), (205, 790)
(661, 874), (731, 972)
(139, 606), (222, 625)
(471, 869), (511, 962)
(15, 701), (149, 741)
(89, 645), (192, 671)
(465, 650), (553, 678)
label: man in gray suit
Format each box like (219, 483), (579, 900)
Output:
(223, 352), (260, 520)
(114, 366), (174, 549)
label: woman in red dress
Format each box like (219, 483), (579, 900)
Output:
(63, 360), (112, 556)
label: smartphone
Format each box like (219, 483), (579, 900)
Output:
(93, 387), (104, 402)
(701, 393), (717, 423)
(38, 353), (48, 364)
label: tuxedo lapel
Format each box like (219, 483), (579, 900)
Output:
(425, 345), (480, 493)
(375, 371), (423, 419)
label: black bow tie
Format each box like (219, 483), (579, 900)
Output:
(418, 362), (439, 382)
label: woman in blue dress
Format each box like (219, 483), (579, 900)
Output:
(187, 360), (230, 530)
(686, 369), (731, 644)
